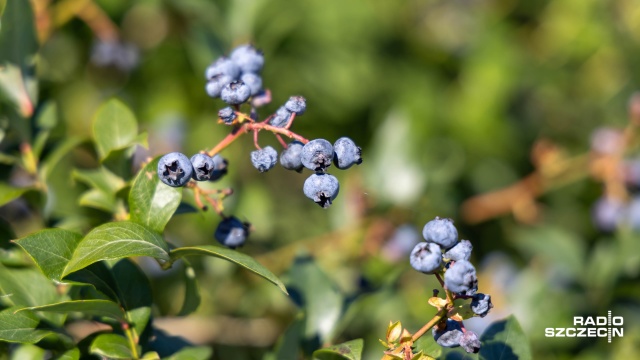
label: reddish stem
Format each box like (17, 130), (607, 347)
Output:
(275, 133), (288, 148)
(253, 129), (261, 150)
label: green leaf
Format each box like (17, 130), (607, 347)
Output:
(0, 308), (54, 343)
(479, 315), (532, 360)
(111, 259), (152, 337)
(0, 264), (66, 326)
(13, 228), (83, 282)
(0, 182), (30, 207)
(287, 255), (342, 346)
(92, 99), (144, 161)
(129, 157), (182, 233)
(57, 348), (80, 360)
(0, 0), (37, 117)
(63, 262), (120, 301)
(0, 0), (6, 18)
(90, 334), (133, 359)
(73, 167), (126, 212)
(62, 221), (170, 277)
(266, 316), (304, 360)
(312, 339), (363, 360)
(18, 299), (126, 321)
(178, 260), (201, 316)
(413, 334), (442, 359)
(169, 245), (287, 295)
(163, 346), (213, 360)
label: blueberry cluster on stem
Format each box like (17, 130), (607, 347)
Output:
(156, 43), (363, 249)
(381, 217), (493, 358)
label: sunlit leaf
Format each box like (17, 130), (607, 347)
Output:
(62, 221), (170, 277)
(129, 157), (182, 233)
(169, 245), (287, 295)
(90, 333), (133, 359)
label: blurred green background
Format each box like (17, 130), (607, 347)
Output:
(2, 0), (640, 358)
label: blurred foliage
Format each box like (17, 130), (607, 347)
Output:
(1, 0), (639, 359)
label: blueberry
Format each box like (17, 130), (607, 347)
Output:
(269, 106), (292, 128)
(284, 96), (306, 115)
(205, 56), (241, 80)
(206, 74), (233, 98)
(432, 320), (462, 348)
(209, 154), (228, 181)
(157, 152), (193, 187)
(301, 139), (334, 172)
(422, 217), (458, 250)
(443, 240), (472, 262)
(240, 73), (262, 96)
(230, 44), (264, 74)
(444, 260), (478, 295)
(333, 137), (362, 170)
(220, 80), (251, 105)
(215, 216), (249, 249)
(409, 242), (442, 274)
(592, 197), (625, 232)
(280, 141), (304, 172)
(190, 153), (216, 181)
(250, 146), (278, 172)
(470, 293), (493, 318)
(460, 331), (481, 353)
(303, 173), (339, 208)
(218, 107), (237, 124)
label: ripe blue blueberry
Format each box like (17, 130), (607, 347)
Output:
(220, 80), (251, 105)
(444, 260), (478, 295)
(460, 331), (481, 353)
(470, 293), (493, 318)
(432, 320), (463, 348)
(215, 216), (249, 249)
(443, 239), (473, 262)
(422, 217), (458, 250)
(209, 154), (228, 181)
(240, 73), (262, 96)
(205, 56), (240, 80)
(301, 139), (334, 172)
(280, 141), (304, 172)
(410, 242), (442, 274)
(303, 173), (339, 208)
(269, 107), (292, 128)
(157, 152), (193, 187)
(333, 137), (362, 170)
(251, 146), (278, 172)
(206, 74), (233, 98)
(230, 44), (264, 74)
(190, 153), (216, 181)
(284, 96), (306, 115)
(218, 107), (236, 124)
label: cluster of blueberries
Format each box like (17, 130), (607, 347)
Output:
(155, 44), (363, 248)
(410, 217), (493, 353)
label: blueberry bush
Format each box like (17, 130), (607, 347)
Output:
(1, 0), (640, 359)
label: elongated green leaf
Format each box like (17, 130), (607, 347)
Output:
(0, 0), (6, 18)
(111, 259), (152, 336)
(480, 315), (532, 360)
(0, 308), (54, 343)
(0, 183), (30, 207)
(313, 339), (363, 360)
(90, 334), (133, 359)
(287, 255), (342, 346)
(14, 228), (83, 282)
(413, 333), (442, 359)
(129, 157), (182, 233)
(178, 260), (201, 316)
(62, 221), (170, 277)
(18, 299), (125, 321)
(170, 245), (287, 294)
(92, 99), (143, 161)
(0, 264), (66, 326)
